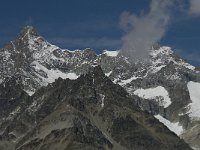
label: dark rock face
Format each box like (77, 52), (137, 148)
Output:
(0, 67), (192, 150)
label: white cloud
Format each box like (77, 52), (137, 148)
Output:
(189, 0), (200, 15)
(120, 0), (175, 62)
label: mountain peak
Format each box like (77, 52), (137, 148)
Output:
(17, 26), (40, 40)
(23, 25), (34, 31)
(151, 42), (161, 50)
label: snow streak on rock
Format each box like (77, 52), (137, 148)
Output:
(155, 115), (183, 136)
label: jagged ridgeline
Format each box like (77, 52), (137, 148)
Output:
(0, 26), (200, 149)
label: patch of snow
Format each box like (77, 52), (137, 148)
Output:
(192, 147), (200, 150)
(65, 73), (79, 80)
(150, 46), (173, 58)
(82, 61), (88, 65)
(118, 76), (140, 85)
(10, 107), (21, 115)
(11, 41), (16, 51)
(25, 90), (35, 96)
(165, 72), (181, 80)
(32, 43), (58, 60)
(51, 53), (65, 62)
(3, 51), (11, 61)
(134, 86), (171, 108)
(179, 61), (195, 70)
(32, 61), (78, 83)
(150, 46), (195, 71)
(105, 71), (112, 77)
(150, 65), (166, 74)
(24, 61), (79, 95)
(103, 50), (119, 57)
(92, 64), (98, 67)
(99, 94), (105, 107)
(154, 115), (183, 136)
(187, 81), (200, 119)
(113, 78), (119, 84)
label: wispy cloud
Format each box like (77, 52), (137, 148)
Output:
(120, 0), (175, 62)
(189, 0), (200, 16)
(119, 0), (200, 63)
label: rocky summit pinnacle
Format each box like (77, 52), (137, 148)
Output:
(17, 26), (39, 39)
(0, 26), (200, 149)
(4, 26), (40, 50)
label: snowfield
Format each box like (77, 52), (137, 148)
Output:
(187, 81), (200, 119)
(32, 61), (78, 83)
(103, 50), (119, 57)
(134, 86), (171, 108)
(118, 76), (140, 85)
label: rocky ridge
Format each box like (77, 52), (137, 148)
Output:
(0, 66), (192, 150)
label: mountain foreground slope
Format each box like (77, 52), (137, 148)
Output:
(1, 26), (200, 149)
(0, 66), (192, 150)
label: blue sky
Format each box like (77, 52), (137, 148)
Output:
(0, 0), (200, 66)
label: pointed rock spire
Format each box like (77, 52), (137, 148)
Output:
(17, 26), (40, 40)
(151, 42), (161, 50)
(3, 25), (46, 58)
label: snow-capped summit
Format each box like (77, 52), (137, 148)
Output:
(0, 26), (78, 94)
(149, 46), (195, 71)
(18, 26), (39, 39)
